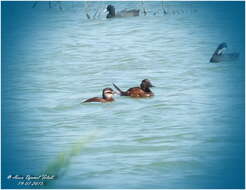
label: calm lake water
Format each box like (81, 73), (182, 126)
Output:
(2, 1), (245, 189)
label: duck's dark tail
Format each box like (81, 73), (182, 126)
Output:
(113, 83), (127, 96)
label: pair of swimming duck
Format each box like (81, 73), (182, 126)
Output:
(83, 79), (154, 103)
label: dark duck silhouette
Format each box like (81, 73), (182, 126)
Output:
(83, 88), (115, 103)
(105, 5), (140, 19)
(210, 42), (239, 63)
(113, 79), (154, 98)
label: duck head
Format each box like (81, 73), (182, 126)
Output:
(140, 79), (154, 92)
(106, 5), (116, 18)
(214, 42), (227, 55)
(102, 88), (115, 100)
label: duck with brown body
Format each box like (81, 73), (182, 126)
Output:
(106, 5), (140, 19)
(113, 79), (154, 98)
(83, 88), (116, 103)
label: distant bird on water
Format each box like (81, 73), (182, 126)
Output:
(105, 5), (140, 19)
(210, 42), (239, 63)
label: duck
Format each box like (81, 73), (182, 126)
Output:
(210, 42), (239, 63)
(83, 88), (115, 103)
(105, 5), (140, 19)
(113, 79), (154, 98)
